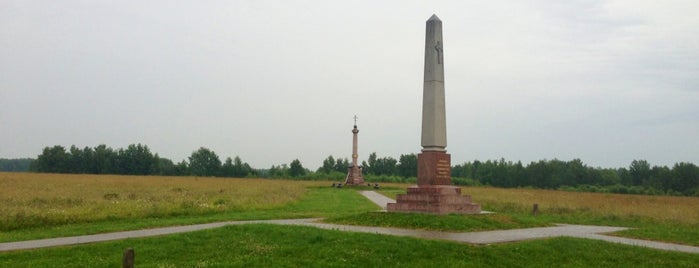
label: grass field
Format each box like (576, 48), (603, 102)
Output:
(0, 172), (377, 242)
(0, 172), (313, 231)
(1, 172), (698, 266)
(3, 225), (699, 267)
(375, 185), (699, 245)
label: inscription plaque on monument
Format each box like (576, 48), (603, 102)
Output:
(417, 151), (451, 185)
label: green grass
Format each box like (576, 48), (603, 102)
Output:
(489, 212), (699, 247)
(0, 187), (377, 243)
(326, 212), (551, 232)
(613, 223), (699, 246)
(4, 185), (698, 248)
(375, 189), (699, 246)
(2, 224), (698, 267)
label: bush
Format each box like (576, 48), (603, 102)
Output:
(452, 177), (480, 186)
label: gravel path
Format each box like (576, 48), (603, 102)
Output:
(0, 219), (319, 252)
(2, 191), (698, 254)
(359, 190), (394, 210)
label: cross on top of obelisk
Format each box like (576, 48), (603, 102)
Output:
(353, 115), (358, 126)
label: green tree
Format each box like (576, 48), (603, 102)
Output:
(366, 152), (378, 174)
(222, 157), (235, 177)
(92, 144), (116, 174)
(269, 164), (288, 178)
(373, 156), (397, 176)
(289, 159), (306, 177)
(397, 154), (417, 178)
(670, 162), (699, 195)
(232, 156), (252, 177)
(333, 158), (349, 173)
(175, 160), (189, 175)
(117, 144), (158, 175)
(598, 168), (621, 186)
(318, 155), (335, 173)
(629, 160), (651, 186)
(563, 159), (587, 186)
(34, 145), (69, 173)
(510, 161), (526, 187)
(361, 160), (369, 174)
(525, 160), (552, 188)
(0, 158), (34, 172)
(188, 147), (221, 176)
(618, 168), (632, 186)
(157, 157), (177, 176)
(67, 145), (87, 173)
(649, 166), (671, 190)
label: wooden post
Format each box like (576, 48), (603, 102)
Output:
(532, 203), (539, 216)
(123, 248), (135, 268)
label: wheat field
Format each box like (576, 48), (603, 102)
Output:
(464, 187), (699, 225)
(3, 173), (698, 231)
(0, 172), (320, 231)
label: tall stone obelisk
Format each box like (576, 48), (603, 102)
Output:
(345, 115), (364, 185)
(418, 14), (450, 186)
(421, 14), (447, 154)
(387, 15), (480, 214)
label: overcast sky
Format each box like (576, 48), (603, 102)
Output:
(1, 1), (698, 169)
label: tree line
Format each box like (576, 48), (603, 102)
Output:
(0, 158), (33, 172)
(28, 144), (256, 178)
(452, 159), (699, 196)
(5, 144), (699, 196)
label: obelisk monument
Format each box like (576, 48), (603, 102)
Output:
(345, 115), (364, 185)
(421, 14), (447, 155)
(387, 15), (480, 214)
(419, 14), (450, 186)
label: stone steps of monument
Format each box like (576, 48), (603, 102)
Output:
(387, 202), (481, 214)
(396, 193), (472, 204)
(406, 186), (462, 195)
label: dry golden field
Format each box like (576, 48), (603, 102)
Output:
(3, 173), (698, 232)
(464, 186), (699, 225)
(374, 183), (699, 225)
(0, 172), (323, 231)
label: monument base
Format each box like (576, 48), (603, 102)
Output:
(387, 185), (481, 214)
(387, 151), (481, 214)
(344, 166), (365, 185)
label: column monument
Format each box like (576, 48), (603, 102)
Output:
(387, 15), (481, 214)
(344, 115), (364, 185)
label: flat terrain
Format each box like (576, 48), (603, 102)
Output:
(1, 172), (698, 266)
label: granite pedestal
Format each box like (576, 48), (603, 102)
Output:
(387, 152), (481, 214)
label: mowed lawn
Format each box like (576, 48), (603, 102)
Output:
(1, 172), (699, 267)
(3, 224), (699, 268)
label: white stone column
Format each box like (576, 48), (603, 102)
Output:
(421, 14), (447, 152)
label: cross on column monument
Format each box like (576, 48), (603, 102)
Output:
(345, 115), (364, 185)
